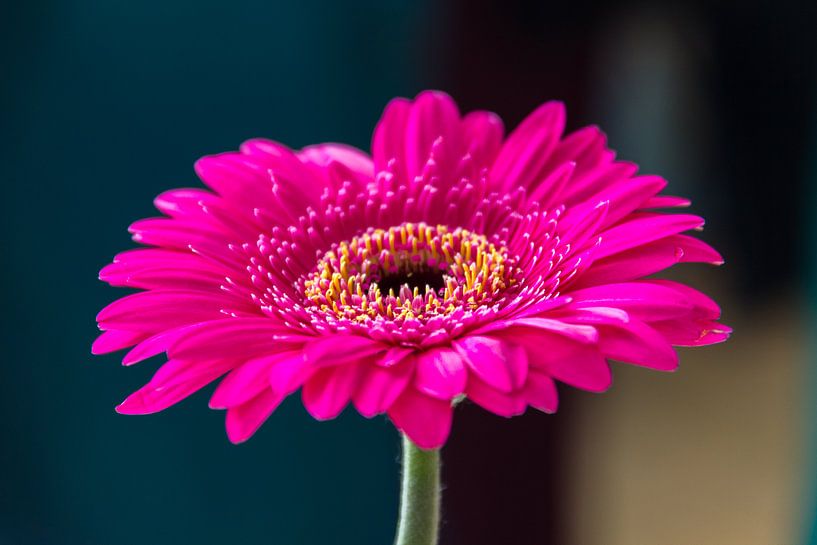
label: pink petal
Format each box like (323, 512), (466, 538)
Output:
(672, 235), (724, 264)
(465, 377), (527, 417)
(152, 188), (261, 240)
(650, 319), (732, 347)
(122, 324), (205, 366)
(506, 329), (611, 393)
(152, 188), (218, 218)
(225, 389), (284, 444)
(297, 143), (374, 181)
(594, 213), (705, 261)
(453, 336), (528, 393)
(116, 358), (235, 415)
(414, 348), (467, 400)
(405, 91), (462, 180)
(375, 346), (414, 367)
(554, 306), (631, 326)
(168, 318), (304, 361)
(461, 110), (504, 168)
(492, 101), (566, 192)
(372, 97), (411, 176)
(640, 195), (691, 209)
(304, 336), (386, 367)
(562, 162), (639, 206)
(543, 126), (611, 181)
(524, 371), (559, 413)
(100, 248), (226, 290)
(97, 290), (248, 331)
(571, 242), (681, 287)
(559, 200), (609, 250)
(353, 356), (416, 418)
(571, 234), (722, 287)
(210, 354), (284, 409)
(91, 329), (147, 355)
(235, 139), (325, 219)
(584, 175), (667, 229)
(128, 218), (235, 258)
(597, 320), (679, 371)
(388, 387), (453, 450)
(647, 280), (722, 319)
(301, 363), (361, 420)
(268, 351), (311, 395)
(194, 153), (281, 214)
(478, 317), (599, 344)
(528, 161), (576, 207)
(567, 282), (696, 321)
(101, 264), (225, 291)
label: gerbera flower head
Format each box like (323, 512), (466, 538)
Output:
(94, 91), (729, 449)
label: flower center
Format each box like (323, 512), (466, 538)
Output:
(302, 223), (514, 323)
(374, 268), (446, 296)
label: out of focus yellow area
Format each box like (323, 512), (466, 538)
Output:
(567, 293), (808, 545)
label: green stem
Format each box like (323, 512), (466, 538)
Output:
(393, 434), (441, 545)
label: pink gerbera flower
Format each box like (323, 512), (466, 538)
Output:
(94, 91), (729, 449)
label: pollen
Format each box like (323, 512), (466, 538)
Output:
(302, 223), (515, 323)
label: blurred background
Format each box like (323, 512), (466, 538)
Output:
(1, 1), (815, 544)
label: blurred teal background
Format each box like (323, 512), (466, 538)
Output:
(2, 1), (816, 544)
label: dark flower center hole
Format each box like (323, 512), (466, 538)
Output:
(375, 269), (446, 295)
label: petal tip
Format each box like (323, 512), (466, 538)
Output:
(115, 400), (138, 415)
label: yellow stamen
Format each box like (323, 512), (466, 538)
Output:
(302, 222), (513, 324)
